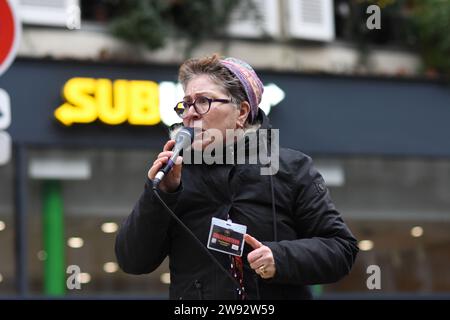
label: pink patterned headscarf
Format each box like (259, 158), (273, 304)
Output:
(220, 57), (264, 122)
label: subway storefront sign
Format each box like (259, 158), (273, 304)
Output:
(55, 77), (170, 126)
(6, 58), (449, 156)
(55, 77), (284, 127)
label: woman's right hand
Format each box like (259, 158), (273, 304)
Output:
(148, 140), (183, 193)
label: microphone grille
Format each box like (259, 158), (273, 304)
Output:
(176, 127), (195, 145)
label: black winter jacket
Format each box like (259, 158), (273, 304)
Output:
(115, 110), (358, 300)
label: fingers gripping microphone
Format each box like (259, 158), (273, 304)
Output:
(153, 127), (194, 189)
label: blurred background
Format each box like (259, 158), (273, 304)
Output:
(0, 0), (449, 299)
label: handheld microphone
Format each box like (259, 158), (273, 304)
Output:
(150, 126), (242, 289)
(153, 127), (194, 189)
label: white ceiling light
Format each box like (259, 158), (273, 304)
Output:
(103, 262), (119, 273)
(358, 240), (374, 251)
(67, 237), (84, 248)
(77, 273), (91, 284)
(410, 226), (424, 238)
(101, 222), (118, 234)
(0, 221), (5, 231)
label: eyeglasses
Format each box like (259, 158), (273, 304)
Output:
(174, 96), (232, 119)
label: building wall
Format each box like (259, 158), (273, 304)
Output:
(17, 24), (421, 76)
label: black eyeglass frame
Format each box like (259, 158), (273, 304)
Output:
(174, 96), (233, 118)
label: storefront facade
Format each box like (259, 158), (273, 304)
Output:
(1, 58), (449, 298)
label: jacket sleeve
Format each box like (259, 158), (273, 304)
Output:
(115, 178), (182, 274)
(264, 155), (358, 286)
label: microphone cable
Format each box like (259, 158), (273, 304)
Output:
(151, 186), (242, 290)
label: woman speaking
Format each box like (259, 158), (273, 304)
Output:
(115, 54), (358, 300)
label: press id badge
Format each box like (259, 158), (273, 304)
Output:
(207, 217), (247, 257)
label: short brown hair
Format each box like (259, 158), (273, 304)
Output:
(178, 54), (248, 110)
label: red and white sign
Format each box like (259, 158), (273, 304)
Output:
(0, 0), (21, 77)
(0, 88), (11, 165)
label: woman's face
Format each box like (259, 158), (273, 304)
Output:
(182, 74), (249, 149)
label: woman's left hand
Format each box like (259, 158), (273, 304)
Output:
(244, 234), (276, 279)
